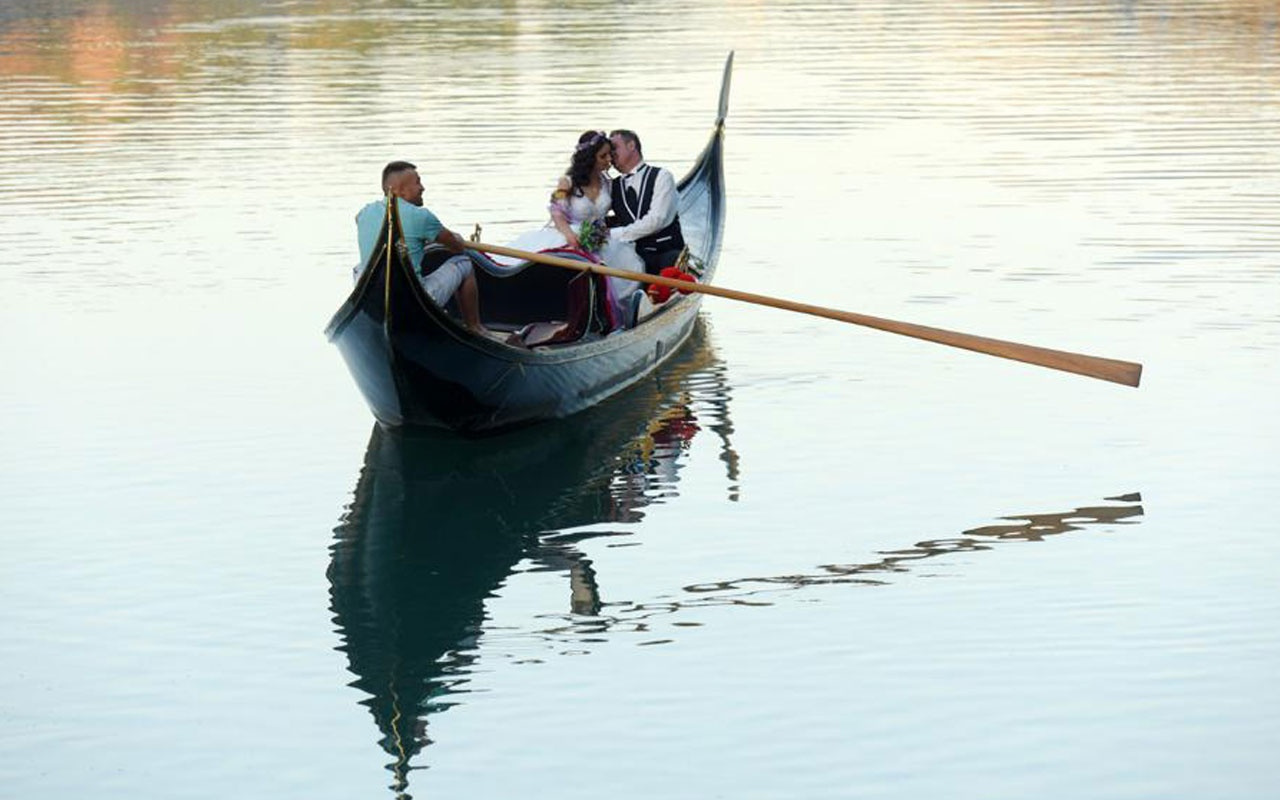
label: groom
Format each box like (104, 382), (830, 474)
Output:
(607, 129), (685, 274)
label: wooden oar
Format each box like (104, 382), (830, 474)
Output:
(466, 241), (1143, 388)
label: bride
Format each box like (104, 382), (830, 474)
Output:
(499, 130), (646, 326)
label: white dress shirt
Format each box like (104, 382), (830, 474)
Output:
(611, 162), (678, 243)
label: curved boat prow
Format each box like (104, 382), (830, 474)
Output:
(717, 51), (734, 128)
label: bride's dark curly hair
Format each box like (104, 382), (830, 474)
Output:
(567, 130), (609, 196)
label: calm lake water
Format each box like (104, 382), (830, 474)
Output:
(2, 1), (1278, 798)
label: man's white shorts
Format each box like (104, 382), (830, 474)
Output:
(420, 254), (472, 306)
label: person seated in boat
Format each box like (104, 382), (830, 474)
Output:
(500, 130), (647, 327)
(607, 129), (686, 275)
(354, 160), (486, 332)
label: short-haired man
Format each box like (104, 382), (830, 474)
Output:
(607, 129), (686, 275)
(355, 161), (484, 331)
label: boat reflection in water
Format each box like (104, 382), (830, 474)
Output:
(327, 319), (739, 796)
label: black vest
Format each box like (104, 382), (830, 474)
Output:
(610, 164), (685, 256)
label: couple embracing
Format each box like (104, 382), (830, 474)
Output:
(503, 129), (686, 324)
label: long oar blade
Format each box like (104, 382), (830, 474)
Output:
(466, 241), (1143, 388)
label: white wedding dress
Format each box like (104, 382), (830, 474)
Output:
(495, 173), (646, 327)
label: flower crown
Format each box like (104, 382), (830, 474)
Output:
(575, 131), (607, 153)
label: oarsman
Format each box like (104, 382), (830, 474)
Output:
(354, 160), (485, 332)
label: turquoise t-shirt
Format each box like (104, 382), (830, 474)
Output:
(355, 198), (444, 271)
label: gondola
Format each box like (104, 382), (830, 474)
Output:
(324, 54), (733, 433)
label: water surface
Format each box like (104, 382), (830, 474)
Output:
(2, 2), (1278, 798)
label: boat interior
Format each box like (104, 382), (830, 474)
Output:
(423, 245), (670, 348)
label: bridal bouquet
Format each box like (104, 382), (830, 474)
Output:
(576, 218), (608, 255)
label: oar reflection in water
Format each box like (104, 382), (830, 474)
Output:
(532, 493), (1145, 640)
(327, 320), (737, 796)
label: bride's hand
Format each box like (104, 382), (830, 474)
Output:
(565, 232), (581, 251)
